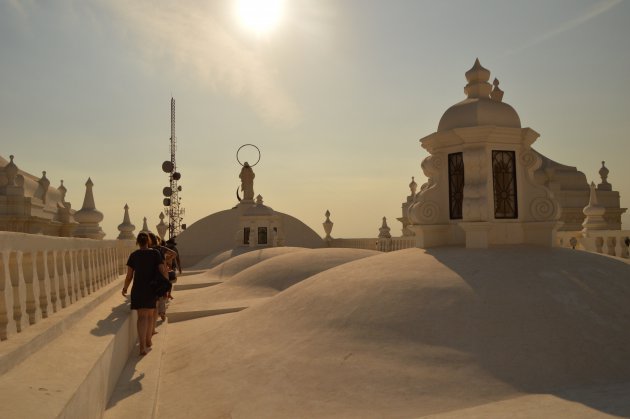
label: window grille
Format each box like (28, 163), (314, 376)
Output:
(492, 150), (518, 219)
(258, 227), (268, 245)
(448, 153), (464, 219)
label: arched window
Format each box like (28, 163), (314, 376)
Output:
(258, 227), (268, 245)
(448, 152), (464, 219)
(492, 150), (518, 219)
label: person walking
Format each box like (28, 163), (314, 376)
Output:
(122, 232), (168, 356)
(165, 237), (182, 276)
(148, 233), (176, 322)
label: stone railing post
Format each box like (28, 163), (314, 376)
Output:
(48, 250), (59, 313)
(0, 233), (135, 341)
(0, 251), (10, 340)
(9, 251), (27, 333)
(21, 251), (39, 325)
(36, 250), (50, 318)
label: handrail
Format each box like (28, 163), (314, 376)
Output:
(0, 232), (136, 341)
(556, 230), (630, 259)
(327, 237), (416, 252)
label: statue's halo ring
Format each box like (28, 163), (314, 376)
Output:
(236, 144), (261, 167)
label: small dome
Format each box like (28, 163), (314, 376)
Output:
(437, 59), (521, 132)
(438, 98), (521, 132)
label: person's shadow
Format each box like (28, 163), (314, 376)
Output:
(90, 301), (129, 336)
(105, 354), (146, 409)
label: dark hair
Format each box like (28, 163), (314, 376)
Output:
(148, 232), (158, 247)
(136, 232), (149, 246)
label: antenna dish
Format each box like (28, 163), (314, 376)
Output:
(236, 144), (261, 167)
(163, 187), (173, 197)
(173, 172), (181, 180)
(162, 161), (174, 173)
(163, 198), (171, 206)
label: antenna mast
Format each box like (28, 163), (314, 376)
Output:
(162, 97), (184, 239)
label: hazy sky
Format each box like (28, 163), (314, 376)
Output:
(2, 0), (629, 239)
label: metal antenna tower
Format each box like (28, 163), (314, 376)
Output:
(162, 97), (184, 239)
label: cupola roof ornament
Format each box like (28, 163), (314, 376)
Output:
(58, 180), (67, 203)
(490, 78), (504, 102)
(464, 58), (492, 99)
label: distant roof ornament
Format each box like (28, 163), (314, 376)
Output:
(490, 78), (504, 102)
(597, 161), (612, 191)
(464, 58), (492, 99)
(236, 144), (261, 167)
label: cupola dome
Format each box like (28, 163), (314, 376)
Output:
(437, 59), (521, 132)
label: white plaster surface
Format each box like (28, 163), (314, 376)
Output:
(151, 246), (630, 418)
(175, 208), (324, 268)
(0, 275), (136, 419)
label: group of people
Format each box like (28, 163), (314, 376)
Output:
(122, 232), (182, 356)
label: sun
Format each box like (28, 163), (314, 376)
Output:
(235, 0), (285, 35)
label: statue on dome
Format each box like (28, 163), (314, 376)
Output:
(239, 162), (255, 201)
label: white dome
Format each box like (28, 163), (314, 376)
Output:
(175, 208), (325, 267)
(438, 97), (521, 132)
(438, 59), (521, 132)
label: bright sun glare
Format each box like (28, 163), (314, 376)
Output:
(236, 0), (285, 35)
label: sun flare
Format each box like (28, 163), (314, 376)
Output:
(235, 0), (285, 35)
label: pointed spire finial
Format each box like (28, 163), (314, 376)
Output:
(409, 176), (418, 196)
(378, 216), (392, 239)
(117, 203), (135, 239)
(57, 179), (67, 203)
(73, 177), (105, 238)
(582, 181), (607, 232)
(323, 210), (334, 240)
(490, 77), (504, 102)
(5, 154), (18, 186)
(597, 160), (611, 191)
(464, 58), (492, 99)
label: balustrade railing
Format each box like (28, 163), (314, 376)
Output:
(377, 237), (416, 252)
(329, 230), (630, 260)
(0, 232), (135, 341)
(555, 230), (630, 259)
(327, 237), (417, 252)
(327, 238), (378, 251)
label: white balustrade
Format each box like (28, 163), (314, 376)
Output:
(329, 237), (416, 252)
(0, 232), (135, 341)
(328, 238), (378, 251)
(556, 230), (630, 260)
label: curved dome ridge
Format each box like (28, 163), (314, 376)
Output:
(438, 97), (521, 132)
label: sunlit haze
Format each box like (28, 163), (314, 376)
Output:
(235, 0), (285, 35)
(1, 0), (629, 239)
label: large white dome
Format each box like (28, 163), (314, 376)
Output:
(175, 208), (324, 267)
